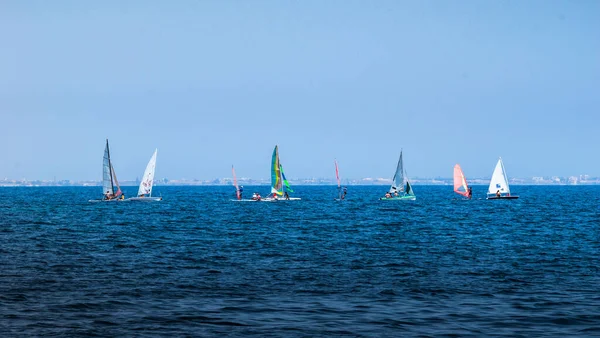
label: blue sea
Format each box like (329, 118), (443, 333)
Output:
(1, 185), (599, 336)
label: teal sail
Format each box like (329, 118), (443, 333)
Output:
(280, 165), (294, 192)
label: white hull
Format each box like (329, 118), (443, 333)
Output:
(127, 196), (162, 201)
(261, 197), (301, 201)
(88, 199), (125, 203)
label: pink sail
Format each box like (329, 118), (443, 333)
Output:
(232, 165), (240, 200)
(335, 160), (341, 188)
(454, 164), (469, 197)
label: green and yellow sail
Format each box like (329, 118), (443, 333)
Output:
(271, 146), (283, 195)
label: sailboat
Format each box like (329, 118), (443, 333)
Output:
(454, 164), (471, 199)
(263, 145), (300, 201)
(334, 160), (347, 200)
(380, 150), (416, 200)
(128, 149), (162, 201)
(486, 157), (519, 199)
(89, 139), (124, 202)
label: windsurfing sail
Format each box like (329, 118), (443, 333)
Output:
(137, 149), (157, 197)
(453, 164), (469, 197)
(487, 157), (510, 197)
(335, 160), (341, 199)
(232, 165), (240, 200)
(271, 146), (283, 196)
(102, 139), (122, 198)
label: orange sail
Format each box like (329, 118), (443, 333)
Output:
(453, 164), (469, 197)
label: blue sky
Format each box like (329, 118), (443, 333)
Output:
(1, 0), (598, 181)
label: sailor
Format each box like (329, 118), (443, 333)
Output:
(393, 191), (399, 197)
(238, 186), (244, 199)
(496, 190), (501, 197)
(252, 193), (258, 200)
(284, 191), (290, 200)
(120, 194), (125, 200)
(385, 192), (392, 198)
(341, 187), (347, 200)
(468, 187), (473, 199)
(105, 191), (112, 200)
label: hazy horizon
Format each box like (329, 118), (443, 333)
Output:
(1, 1), (598, 181)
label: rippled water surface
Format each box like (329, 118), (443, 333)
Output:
(1, 185), (599, 336)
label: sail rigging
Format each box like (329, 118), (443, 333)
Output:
(137, 149), (157, 197)
(453, 164), (469, 197)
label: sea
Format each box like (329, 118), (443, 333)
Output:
(1, 185), (599, 337)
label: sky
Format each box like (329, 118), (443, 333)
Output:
(1, 0), (598, 181)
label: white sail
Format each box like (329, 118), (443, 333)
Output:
(137, 149), (157, 197)
(487, 158), (510, 196)
(102, 140), (114, 196)
(390, 152), (405, 193)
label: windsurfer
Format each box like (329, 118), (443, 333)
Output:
(468, 187), (472, 199)
(239, 186), (244, 199)
(342, 187), (347, 200)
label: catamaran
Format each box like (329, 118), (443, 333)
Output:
(263, 145), (300, 201)
(486, 157), (519, 199)
(334, 160), (347, 200)
(454, 164), (471, 199)
(128, 149), (162, 201)
(89, 139), (124, 202)
(380, 150), (416, 200)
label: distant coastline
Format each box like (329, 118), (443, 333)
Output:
(1, 175), (599, 187)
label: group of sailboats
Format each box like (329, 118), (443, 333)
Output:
(92, 140), (518, 202)
(230, 148), (518, 202)
(90, 139), (162, 202)
(231, 145), (300, 202)
(454, 158), (519, 200)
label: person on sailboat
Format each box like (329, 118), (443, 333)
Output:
(468, 187), (473, 199)
(238, 186), (244, 199)
(104, 191), (113, 200)
(342, 187), (347, 200)
(284, 191), (290, 200)
(120, 194), (125, 200)
(496, 190), (501, 198)
(384, 192), (392, 198)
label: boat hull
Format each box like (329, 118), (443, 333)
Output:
(487, 196), (519, 200)
(127, 197), (163, 201)
(380, 196), (416, 201)
(88, 199), (125, 202)
(261, 197), (301, 202)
